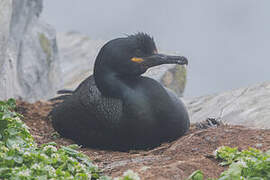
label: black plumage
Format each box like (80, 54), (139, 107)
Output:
(50, 33), (190, 150)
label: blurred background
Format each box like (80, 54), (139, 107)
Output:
(42, 0), (270, 97)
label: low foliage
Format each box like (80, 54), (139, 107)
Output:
(0, 99), (140, 180)
(188, 146), (270, 180)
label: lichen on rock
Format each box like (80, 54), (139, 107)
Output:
(162, 65), (187, 96)
(38, 32), (52, 65)
(0, 0), (61, 102)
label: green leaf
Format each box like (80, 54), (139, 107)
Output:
(76, 155), (94, 167)
(99, 176), (113, 180)
(36, 175), (48, 180)
(248, 178), (266, 180)
(6, 98), (16, 109)
(68, 144), (81, 150)
(51, 132), (60, 139)
(0, 167), (11, 178)
(265, 150), (270, 155)
(6, 137), (24, 149)
(220, 163), (242, 179)
(6, 127), (19, 136)
(2, 112), (12, 120)
(61, 146), (79, 156)
(13, 155), (23, 164)
(187, 170), (204, 180)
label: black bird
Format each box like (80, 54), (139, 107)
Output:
(50, 33), (190, 150)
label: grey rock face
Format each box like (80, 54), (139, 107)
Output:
(57, 32), (103, 89)
(147, 63), (187, 96)
(57, 32), (187, 96)
(185, 81), (270, 129)
(0, 0), (61, 102)
(0, 0), (13, 99)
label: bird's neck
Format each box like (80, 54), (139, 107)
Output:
(94, 67), (135, 99)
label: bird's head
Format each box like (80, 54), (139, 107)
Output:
(94, 33), (188, 77)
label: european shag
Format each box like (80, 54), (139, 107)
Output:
(50, 33), (190, 150)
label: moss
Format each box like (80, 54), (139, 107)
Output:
(174, 65), (187, 92)
(162, 65), (187, 96)
(38, 33), (52, 65)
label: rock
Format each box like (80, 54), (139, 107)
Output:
(185, 81), (270, 129)
(147, 63), (187, 97)
(0, 0), (13, 100)
(57, 32), (103, 89)
(57, 32), (187, 96)
(0, 0), (61, 102)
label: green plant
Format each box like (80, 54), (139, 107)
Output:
(187, 170), (204, 180)
(0, 99), (101, 179)
(0, 99), (141, 180)
(188, 146), (270, 180)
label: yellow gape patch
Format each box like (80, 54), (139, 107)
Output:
(131, 57), (144, 63)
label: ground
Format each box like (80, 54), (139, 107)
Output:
(16, 100), (270, 180)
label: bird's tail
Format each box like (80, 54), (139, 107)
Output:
(57, 89), (74, 94)
(49, 89), (74, 102)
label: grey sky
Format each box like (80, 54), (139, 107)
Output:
(42, 0), (270, 97)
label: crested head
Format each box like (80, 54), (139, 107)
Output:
(93, 32), (188, 98)
(127, 33), (157, 55)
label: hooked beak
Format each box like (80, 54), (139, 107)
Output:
(141, 54), (188, 68)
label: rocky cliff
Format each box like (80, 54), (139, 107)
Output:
(0, 0), (61, 102)
(185, 81), (270, 129)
